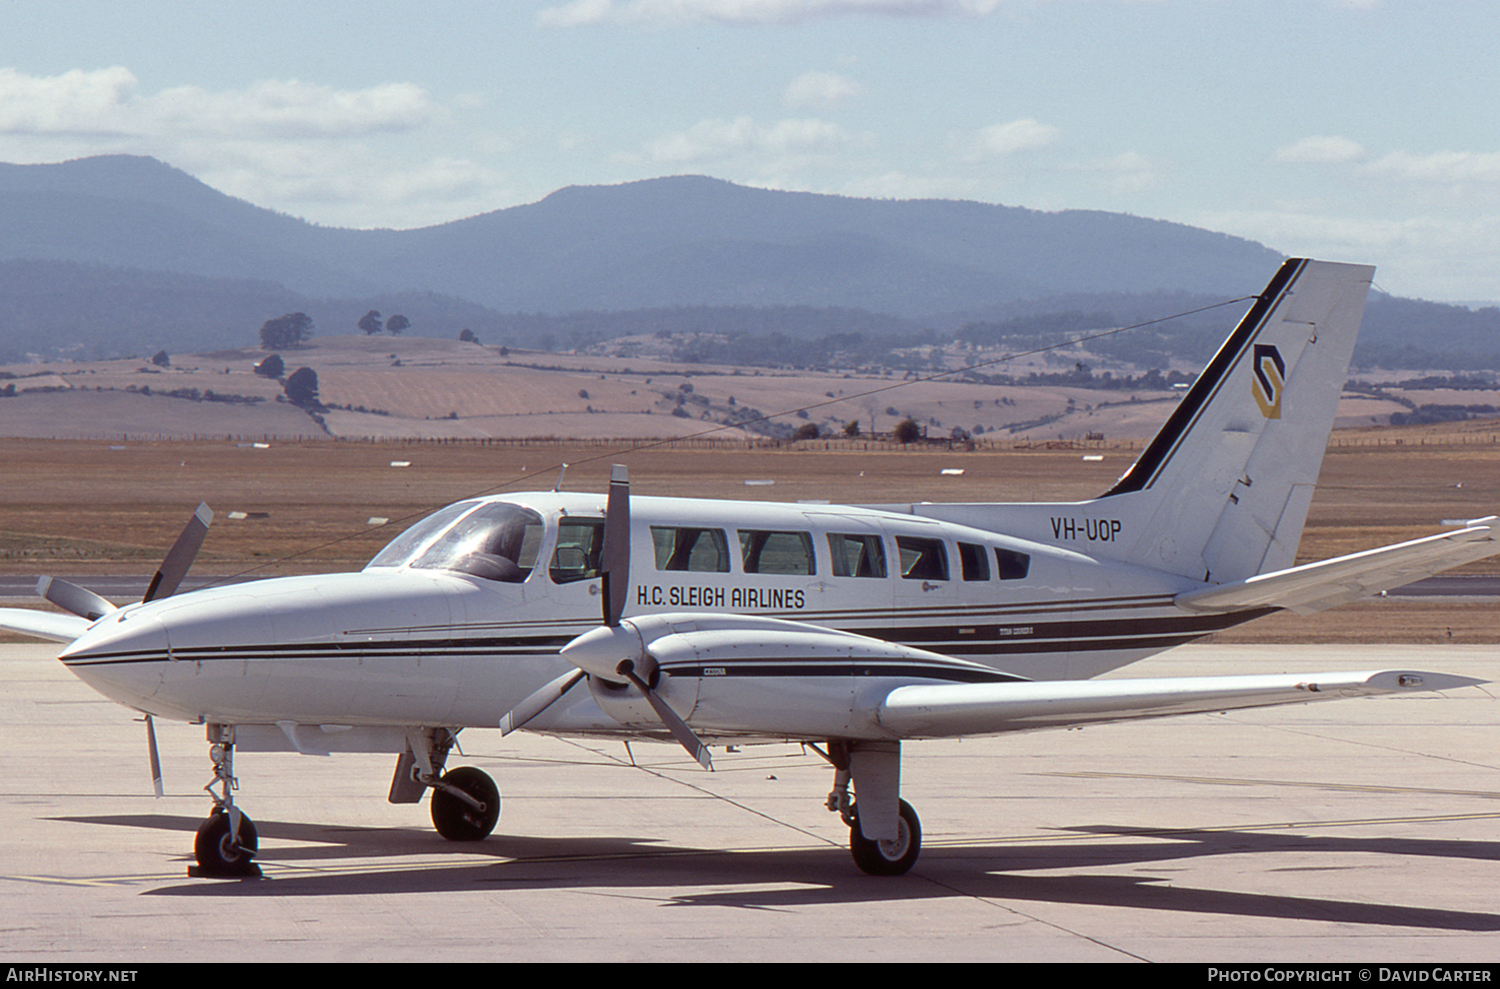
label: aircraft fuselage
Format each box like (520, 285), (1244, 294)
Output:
(57, 491), (1254, 741)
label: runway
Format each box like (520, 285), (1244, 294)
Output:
(1, 641), (1496, 963)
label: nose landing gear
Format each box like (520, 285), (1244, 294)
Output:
(189, 724), (261, 878)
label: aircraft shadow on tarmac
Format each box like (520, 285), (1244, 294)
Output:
(52, 812), (1500, 932)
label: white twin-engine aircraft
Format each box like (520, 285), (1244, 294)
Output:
(2, 258), (1494, 878)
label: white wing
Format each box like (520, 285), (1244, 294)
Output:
(876, 669), (1484, 739)
(0, 607), (91, 643)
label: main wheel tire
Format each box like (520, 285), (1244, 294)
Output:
(848, 799), (921, 876)
(194, 811), (260, 876)
(430, 766), (500, 842)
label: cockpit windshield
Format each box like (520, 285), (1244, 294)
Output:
(366, 501), (545, 583)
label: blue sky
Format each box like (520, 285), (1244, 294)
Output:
(3, 0), (1498, 302)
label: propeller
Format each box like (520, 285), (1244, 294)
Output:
(36, 503), (212, 798)
(35, 502), (214, 619)
(500, 466), (714, 770)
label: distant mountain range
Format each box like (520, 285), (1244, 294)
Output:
(0, 154), (1496, 370)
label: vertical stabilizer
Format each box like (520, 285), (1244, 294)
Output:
(1101, 258), (1375, 582)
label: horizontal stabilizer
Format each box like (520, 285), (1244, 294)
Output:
(0, 607), (91, 643)
(877, 669), (1485, 739)
(1175, 517), (1499, 616)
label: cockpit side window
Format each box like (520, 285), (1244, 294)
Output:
(551, 518), (604, 584)
(405, 502), (545, 582)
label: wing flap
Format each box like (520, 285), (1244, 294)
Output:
(1175, 518), (1499, 616)
(877, 669), (1484, 738)
(0, 607), (90, 644)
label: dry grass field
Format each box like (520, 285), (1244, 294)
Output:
(1, 335), (1419, 443)
(1, 423), (1497, 643)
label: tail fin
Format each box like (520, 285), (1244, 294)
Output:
(1101, 258), (1375, 582)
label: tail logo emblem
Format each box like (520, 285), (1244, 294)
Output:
(1252, 344), (1285, 419)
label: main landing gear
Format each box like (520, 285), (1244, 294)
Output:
(816, 739), (923, 876)
(389, 729), (502, 843)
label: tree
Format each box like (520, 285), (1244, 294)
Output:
(843, 420), (861, 437)
(893, 417), (922, 444)
(459, 328), (478, 343)
(283, 367), (320, 408)
(794, 422), (821, 441)
(151, 350), (170, 368)
(358, 310), (383, 335)
(259, 312), (313, 350)
(254, 353), (284, 378)
(387, 314), (410, 336)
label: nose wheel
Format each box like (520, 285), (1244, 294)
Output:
(194, 810), (260, 876)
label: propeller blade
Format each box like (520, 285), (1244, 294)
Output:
(146, 714), (164, 798)
(143, 502), (213, 602)
(36, 576), (117, 622)
(499, 669), (586, 735)
(617, 660), (713, 771)
(599, 465), (630, 627)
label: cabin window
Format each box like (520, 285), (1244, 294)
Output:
(896, 536), (948, 581)
(739, 530), (816, 575)
(550, 518), (604, 584)
(828, 533), (887, 578)
(995, 547), (1031, 580)
(406, 502), (545, 582)
(958, 541), (990, 581)
(651, 526), (731, 572)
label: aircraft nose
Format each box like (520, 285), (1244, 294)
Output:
(59, 607), (172, 710)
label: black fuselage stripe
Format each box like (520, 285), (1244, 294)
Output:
(63, 608), (1272, 666)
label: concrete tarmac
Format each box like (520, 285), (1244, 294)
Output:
(1, 642), (1496, 963)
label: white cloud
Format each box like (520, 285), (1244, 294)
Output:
(538, 0), (1000, 27)
(0, 67), (499, 229)
(969, 118), (1060, 157)
(783, 71), (864, 110)
(0, 66), (138, 134)
(0, 67), (439, 141)
(1365, 149), (1500, 184)
(1273, 135), (1367, 164)
(150, 80), (437, 139)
